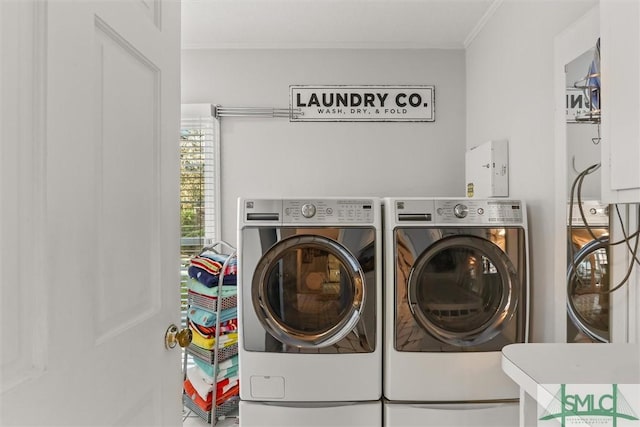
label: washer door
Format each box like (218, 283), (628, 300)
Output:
(252, 234), (365, 348)
(567, 237), (609, 343)
(407, 235), (519, 346)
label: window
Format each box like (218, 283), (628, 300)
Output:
(180, 104), (220, 328)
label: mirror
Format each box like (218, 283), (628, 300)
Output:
(565, 45), (610, 343)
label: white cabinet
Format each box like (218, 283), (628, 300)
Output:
(600, 0), (640, 203)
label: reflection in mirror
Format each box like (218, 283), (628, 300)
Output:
(565, 45), (610, 343)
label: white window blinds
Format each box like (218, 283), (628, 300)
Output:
(180, 104), (220, 327)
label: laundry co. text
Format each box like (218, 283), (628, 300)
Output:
(289, 85), (435, 122)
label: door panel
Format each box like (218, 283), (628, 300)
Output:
(94, 16), (161, 341)
(0, 0), (48, 393)
(0, 1), (181, 425)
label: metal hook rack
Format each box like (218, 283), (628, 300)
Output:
(212, 105), (303, 120)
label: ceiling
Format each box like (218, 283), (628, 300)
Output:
(181, 0), (499, 50)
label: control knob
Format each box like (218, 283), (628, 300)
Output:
(454, 203), (469, 218)
(301, 203), (316, 218)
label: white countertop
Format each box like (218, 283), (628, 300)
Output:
(502, 343), (640, 398)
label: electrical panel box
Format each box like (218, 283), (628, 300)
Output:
(465, 139), (509, 198)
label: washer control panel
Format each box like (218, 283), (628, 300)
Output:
(435, 199), (523, 224)
(283, 199), (375, 224)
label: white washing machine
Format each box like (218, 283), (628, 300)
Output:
(566, 200), (610, 343)
(237, 197), (382, 403)
(383, 198), (529, 402)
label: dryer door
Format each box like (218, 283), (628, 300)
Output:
(407, 235), (519, 346)
(252, 234), (366, 349)
(567, 236), (610, 343)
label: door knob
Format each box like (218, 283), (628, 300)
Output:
(164, 324), (192, 349)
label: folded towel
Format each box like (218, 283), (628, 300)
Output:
(191, 331), (238, 350)
(189, 363), (213, 385)
(217, 377), (239, 395)
(188, 253), (237, 288)
(216, 365), (239, 381)
(217, 355), (238, 370)
(184, 374), (240, 407)
(191, 357), (213, 379)
(187, 277), (237, 298)
(200, 251), (238, 272)
(193, 355), (238, 378)
(189, 318), (238, 338)
(188, 265), (237, 288)
(184, 379), (211, 411)
(215, 384), (239, 406)
(196, 366), (238, 383)
(187, 306), (237, 327)
(186, 367), (213, 401)
(190, 322), (237, 343)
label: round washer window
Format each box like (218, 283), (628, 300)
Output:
(407, 235), (518, 346)
(252, 234), (365, 348)
(567, 237), (609, 343)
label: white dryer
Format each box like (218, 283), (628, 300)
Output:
(383, 198), (529, 402)
(238, 198), (382, 402)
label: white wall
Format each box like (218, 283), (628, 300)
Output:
(182, 49), (466, 244)
(466, 0), (597, 343)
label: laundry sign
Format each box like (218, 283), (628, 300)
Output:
(290, 85), (435, 122)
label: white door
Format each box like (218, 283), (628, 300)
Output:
(0, 1), (182, 425)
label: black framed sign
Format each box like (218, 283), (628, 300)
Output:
(290, 85), (435, 122)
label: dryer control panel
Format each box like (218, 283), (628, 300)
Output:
(435, 199), (523, 224)
(392, 198), (525, 226)
(567, 200), (609, 227)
